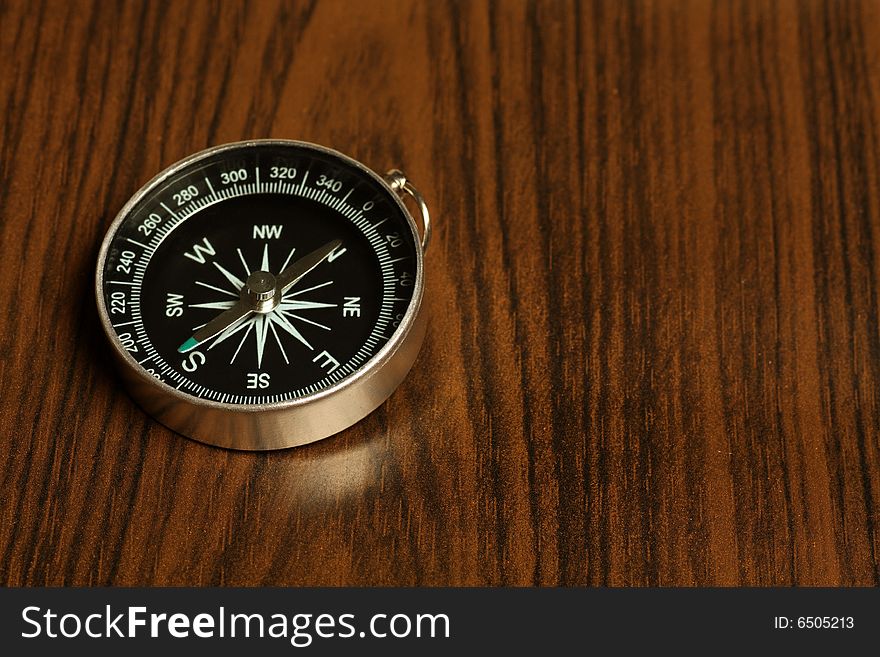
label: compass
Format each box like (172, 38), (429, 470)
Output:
(95, 140), (430, 450)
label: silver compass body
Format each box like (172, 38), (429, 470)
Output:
(95, 140), (430, 450)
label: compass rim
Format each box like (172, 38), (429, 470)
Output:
(95, 139), (426, 425)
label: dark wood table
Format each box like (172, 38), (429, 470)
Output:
(1, 0), (878, 586)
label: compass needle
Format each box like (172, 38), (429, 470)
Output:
(97, 140), (429, 449)
(209, 314), (254, 349)
(275, 240), (342, 294)
(177, 297), (250, 351)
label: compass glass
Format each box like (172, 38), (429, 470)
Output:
(99, 142), (419, 405)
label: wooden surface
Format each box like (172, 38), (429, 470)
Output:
(1, 0), (878, 586)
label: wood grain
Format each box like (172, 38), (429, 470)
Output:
(0, 0), (878, 586)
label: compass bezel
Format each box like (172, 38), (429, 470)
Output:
(95, 139), (427, 449)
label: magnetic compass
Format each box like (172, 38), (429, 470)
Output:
(95, 140), (430, 450)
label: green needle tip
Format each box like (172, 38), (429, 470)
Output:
(178, 337), (198, 353)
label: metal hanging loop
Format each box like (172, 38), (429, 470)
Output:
(385, 169), (431, 253)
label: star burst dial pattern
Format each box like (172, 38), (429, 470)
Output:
(99, 142), (419, 405)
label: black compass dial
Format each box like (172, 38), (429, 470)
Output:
(99, 142), (419, 404)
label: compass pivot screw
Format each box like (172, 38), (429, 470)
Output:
(244, 271), (276, 303)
